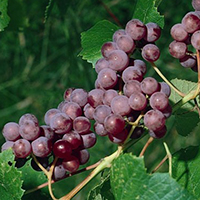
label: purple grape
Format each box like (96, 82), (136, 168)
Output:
(70, 88), (88, 107)
(93, 105), (112, 124)
(150, 92), (169, 111)
(130, 127), (144, 139)
(108, 129), (128, 144)
(102, 89), (118, 106)
(170, 23), (189, 42)
(149, 125), (167, 139)
(81, 132), (96, 149)
(144, 109), (166, 132)
(97, 68), (118, 89)
(112, 29), (126, 42)
(192, 0), (200, 10)
(123, 80), (141, 97)
(95, 58), (109, 73)
(169, 41), (187, 59)
(179, 54), (197, 68)
(116, 34), (135, 53)
(128, 92), (147, 111)
(107, 50), (129, 71)
(62, 155), (80, 173)
(159, 82), (171, 97)
(75, 149), (90, 165)
(125, 19), (147, 40)
(19, 113), (39, 126)
(133, 59), (147, 75)
(83, 103), (95, 120)
(161, 104), (172, 118)
(182, 12), (200, 33)
(191, 30), (200, 50)
(94, 122), (108, 136)
(2, 122), (20, 141)
(101, 42), (118, 58)
(63, 88), (75, 101)
(141, 77), (160, 95)
(1, 141), (14, 152)
(111, 95), (131, 116)
(40, 125), (55, 140)
(88, 89), (104, 108)
(144, 22), (161, 42)
(122, 66), (143, 83)
(104, 114), (125, 136)
(142, 44), (160, 62)
(13, 139), (32, 158)
(44, 108), (61, 126)
(53, 162), (67, 181)
(62, 131), (82, 149)
(53, 139), (72, 158)
(32, 136), (52, 157)
(73, 116), (91, 135)
(61, 102), (82, 120)
(57, 100), (69, 111)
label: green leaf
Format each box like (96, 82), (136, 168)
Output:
(87, 175), (114, 200)
(0, 149), (24, 200)
(169, 78), (199, 136)
(0, 0), (10, 31)
(79, 20), (119, 67)
(133, 0), (164, 28)
(111, 154), (196, 200)
(173, 146), (200, 198)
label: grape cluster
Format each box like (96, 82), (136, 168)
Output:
(1, 18), (172, 181)
(169, 0), (200, 71)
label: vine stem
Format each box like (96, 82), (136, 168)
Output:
(197, 49), (200, 83)
(151, 155), (168, 174)
(60, 150), (120, 200)
(150, 62), (185, 97)
(139, 137), (154, 157)
(163, 142), (172, 177)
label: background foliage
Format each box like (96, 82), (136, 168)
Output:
(0, 0), (199, 199)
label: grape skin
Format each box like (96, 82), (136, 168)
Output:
(142, 44), (160, 62)
(144, 22), (161, 42)
(169, 41), (187, 59)
(3, 122), (20, 141)
(13, 139), (32, 158)
(192, 0), (200, 10)
(191, 30), (200, 50)
(170, 23), (188, 42)
(128, 92), (147, 111)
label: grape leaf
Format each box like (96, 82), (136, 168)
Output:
(172, 146), (200, 198)
(0, 0), (10, 31)
(133, 0), (164, 28)
(169, 78), (199, 136)
(79, 20), (119, 67)
(111, 154), (196, 200)
(87, 175), (114, 200)
(0, 149), (24, 200)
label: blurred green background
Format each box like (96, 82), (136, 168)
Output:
(0, 0), (199, 199)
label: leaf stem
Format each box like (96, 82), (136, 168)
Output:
(150, 62), (185, 97)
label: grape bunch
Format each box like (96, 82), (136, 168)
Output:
(1, 18), (172, 181)
(169, 0), (200, 71)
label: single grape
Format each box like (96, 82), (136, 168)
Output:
(50, 113), (72, 134)
(44, 108), (61, 126)
(141, 44), (160, 62)
(191, 30), (200, 50)
(73, 116), (91, 135)
(104, 114), (125, 136)
(40, 125), (55, 140)
(122, 66), (143, 83)
(192, 0), (200, 10)
(97, 68), (118, 89)
(83, 103), (95, 120)
(70, 88), (88, 107)
(141, 77), (160, 95)
(87, 89), (104, 108)
(144, 22), (161, 42)
(133, 59), (147, 75)
(32, 136), (52, 157)
(149, 92), (169, 111)
(112, 29), (127, 42)
(2, 122), (20, 141)
(159, 82), (171, 97)
(75, 149), (90, 165)
(62, 155), (80, 173)
(179, 54), (197, 68)
(144, 109), (166, 132)
(101, 42), (118, 58)
(94, 122), (108, 136)
(182, 12), (200, 33)
(107, 50), (129, 71)
(169, 41), (187, 59)
(108, 129), (128, 144)
(95, 58), (109, 73)
(102, 89), (118, 106)
(63, 88), (75, 101)
(19, 120), (40, 141)
(1, 141), (14, 152)
(161, 104), (172, 118)
(53, 162), (67, 181)
(57, 100), (69, 111)
(93, 105), (112, 124)
(13, 139), (32, 158)
(170, 23), (189, 42)
(62, 131), (82, 149)
(125, 19), (147, 40)
(111, 95), (131, 116)
(19, 113), (39, 126)
(81, 132), (97, 149)
(149, 125), (167, 139)
(61, 102), (82, 120)
(123, 80), (141, 97)
(53, 139), (72, 158)
(116, 34), (135, 53)
(128, 92), (147, 111)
